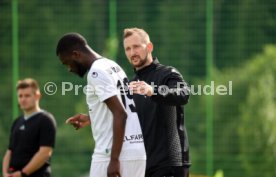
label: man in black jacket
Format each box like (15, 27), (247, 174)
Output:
(123, 28), (191, 177)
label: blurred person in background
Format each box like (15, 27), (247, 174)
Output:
(123, 27), (191, 177)
(2, 78), (57, 177)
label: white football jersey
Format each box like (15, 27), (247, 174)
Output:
(86, 58), (146, 162)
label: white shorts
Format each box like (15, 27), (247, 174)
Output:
(89, 160), (146, 177)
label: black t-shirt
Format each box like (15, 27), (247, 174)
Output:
(9, 111), (56, 172)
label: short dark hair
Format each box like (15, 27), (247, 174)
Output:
(17, 78), (40, 94)
(56, 33), (88, 56)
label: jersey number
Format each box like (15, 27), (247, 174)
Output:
(117, 78), (136, 112)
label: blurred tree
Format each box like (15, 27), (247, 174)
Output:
(212, 45), (276, 177)
(239, 45), (276, 177)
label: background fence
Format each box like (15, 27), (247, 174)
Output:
(1, 0), (276, 177)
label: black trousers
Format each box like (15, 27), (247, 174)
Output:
(145, 166), (189, 177)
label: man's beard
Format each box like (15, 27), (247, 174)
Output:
(131, 55), (148, 68)
(74, 60), (88, 78)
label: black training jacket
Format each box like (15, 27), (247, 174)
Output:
(131, 58), (191, 172)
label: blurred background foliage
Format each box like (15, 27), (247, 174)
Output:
(1, 0), (275, 177)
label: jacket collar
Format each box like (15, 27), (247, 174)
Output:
(134, 57), (159, 75)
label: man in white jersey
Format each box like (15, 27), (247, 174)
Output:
(56, 33), (146, 177)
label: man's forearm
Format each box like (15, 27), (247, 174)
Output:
(2, 150), (11, 175)
(110, 113), (126, 160)
(22, 147), (53, 175)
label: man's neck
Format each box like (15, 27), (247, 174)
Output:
(86, 49), (102, 69)
(24, 106), (41, 116)
(135, 57), (154, 71)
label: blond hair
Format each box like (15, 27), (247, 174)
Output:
(123, 28), (151, 44)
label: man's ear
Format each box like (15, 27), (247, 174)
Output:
(72, 50), (81, 59)
(35, 91), (41, 101)
(147, 42), (153, 53)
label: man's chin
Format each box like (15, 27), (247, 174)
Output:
(131, 61), (140, 66)
(21, 107), (32, 112)
(132, 62), (144, 68)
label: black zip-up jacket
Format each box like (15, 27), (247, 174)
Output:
(132, 58), (191, 173)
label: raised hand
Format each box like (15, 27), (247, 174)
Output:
(129, 81), (153, 96)
(65, 114), (91, 130)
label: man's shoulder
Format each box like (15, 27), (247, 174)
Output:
(36, 111), (57, 127)
(152, 58), (177, 72)
(91, 58), (118, 69)
(88, 59), (114, 76)
(155, 63), (181, 76)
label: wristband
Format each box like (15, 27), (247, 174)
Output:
(21, 171), (28, 177)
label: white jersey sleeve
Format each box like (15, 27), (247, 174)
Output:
(87, 68), (118, 102)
